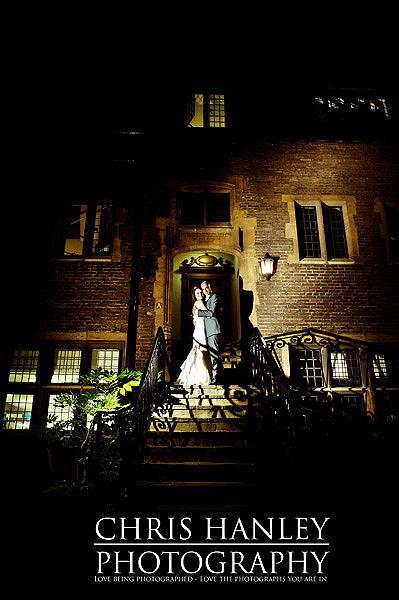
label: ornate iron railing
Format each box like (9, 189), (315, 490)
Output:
(79, 327), (171, 489)
(259, 328), (378, 435)
(248, 327), (292, 414)
(123, 326), (171, 453)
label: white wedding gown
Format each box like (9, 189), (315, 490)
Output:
(177, 310), (212, 385)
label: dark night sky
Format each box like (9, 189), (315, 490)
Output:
(9, 14), (397, 139)
(4, 15), (397, 310)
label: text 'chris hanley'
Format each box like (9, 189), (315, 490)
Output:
(94, 516), (331, 576)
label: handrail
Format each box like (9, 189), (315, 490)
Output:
(248, 327), (292, 414)
(79, 327), (171, 487)
(127, 326), (170, 452)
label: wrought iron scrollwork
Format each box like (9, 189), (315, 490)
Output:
(248, 327), (292, 415)
(120, 327), (172, 454)
(84, 327), (172, 492)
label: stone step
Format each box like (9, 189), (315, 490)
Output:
(146, 431), (249, 447)
(130, 480), (276, 508)
(169, 385), (251, 399)
(150, 418), (248, 433)
(135, 480), (259, 490)
(128, 481), (305, 511)
(154, 406), (249, 419)
(143, 445), (264, 462)
(137, 461), (273, 482)
(168, 396), (249, 407)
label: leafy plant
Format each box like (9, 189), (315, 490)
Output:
(44, 367), (143, 494)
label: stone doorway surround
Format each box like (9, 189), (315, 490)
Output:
(153, 178), (260, 350)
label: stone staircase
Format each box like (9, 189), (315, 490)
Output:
(221, 342), (242, 372)
(130, 383), (297, 511)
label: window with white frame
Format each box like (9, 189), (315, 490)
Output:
(47, 395), (74, 429)
(2, 344), (123, 431)
(51, 350), (82, 383)
(330, 349), (361, 386)
(91, 349), (120, 371)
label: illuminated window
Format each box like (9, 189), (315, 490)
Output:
(8, 349), (39, 383)
(64, 204), (88, 256)
(372, 353), (388, 381)
(3, 394), (34, 430)
(330, 350), (360, 386)
(91, 349), (120, 371)
(51, 350), (82, 383)
(208, 94), (225, 128)
(314, 96), (391, 120)
(61, 202), (114, 257)
(47, 395), (74, 429)
(187, 93), (226, 128)
(178, 190), (230, 226)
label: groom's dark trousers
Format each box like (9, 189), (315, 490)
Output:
(207, 333), (224, 384)
(197, 292), (224, 384)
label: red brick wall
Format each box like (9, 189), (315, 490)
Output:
(14, 140), (398, 370)
(233, 140), (399, 337)
(29, 209), (134, 336)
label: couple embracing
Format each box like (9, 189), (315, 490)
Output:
(177, 280), (224, 386)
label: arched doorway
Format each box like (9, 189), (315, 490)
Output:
(171, 251), (240, 376)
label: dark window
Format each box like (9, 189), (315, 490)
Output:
(372, 348), (399, 386)
(206, 192), (230, 224)
(323, 205), (348, 259)
(238, 227), (244, 251)
(332, 393), (366, 426)
(290, 348), (324, 388)
(178, 191), (230, 226)
(384, 203), (399, 261)
(330, 349), (361, 386)
(376, 391), (399, 425)
(60, 203), (114, 257)
(295, 204), (321, 258)
(92, 204), (114, 256)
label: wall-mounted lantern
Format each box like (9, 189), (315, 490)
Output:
(258, 252), (279, 280)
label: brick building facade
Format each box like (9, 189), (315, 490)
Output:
(2, 86), (399, 432)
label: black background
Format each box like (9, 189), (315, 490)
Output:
(3, 10), (398, 594)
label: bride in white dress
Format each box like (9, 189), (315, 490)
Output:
(177, 287), (212, 385)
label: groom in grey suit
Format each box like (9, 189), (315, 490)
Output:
(198, 280), (224, 384)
